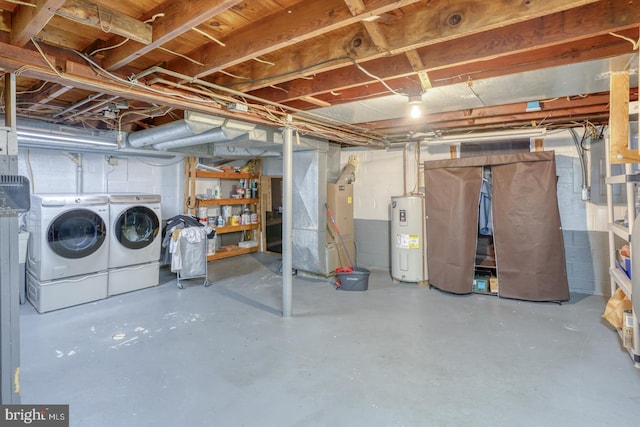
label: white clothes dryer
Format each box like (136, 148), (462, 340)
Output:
(107, 194), (162, 295)
(27, 194), (110, 280)
(26, 194), (110, 312)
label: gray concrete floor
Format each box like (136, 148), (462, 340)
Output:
(19, 253), (640, 427)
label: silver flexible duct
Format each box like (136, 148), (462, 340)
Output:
(127, 119), (216, 148)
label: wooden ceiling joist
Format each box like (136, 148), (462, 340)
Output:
(10, 0), (65, 47)
(245, 0), (639, 109)
(102, 0), (244, 71)
(209, 0), (600, 94)
(168, 0), (423, 79)
(55, 0), (152, 45)
(23, 83), (73, 111)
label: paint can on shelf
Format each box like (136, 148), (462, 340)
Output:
(207, 235), (217, 255)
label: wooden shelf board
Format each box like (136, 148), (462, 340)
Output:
(195, 170), (258, 180)
(196, 197), (258, 206)
(207, 245), (259, 261)
(215, 224), (259, 234)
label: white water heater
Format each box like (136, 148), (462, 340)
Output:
(391, 195), (428, 283)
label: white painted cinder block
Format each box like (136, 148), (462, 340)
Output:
(343, 130), (603, 234)
(18, 148), (181, 221)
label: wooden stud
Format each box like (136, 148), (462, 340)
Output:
(533, 138), (544, 152)
(610, 72), (640, 163)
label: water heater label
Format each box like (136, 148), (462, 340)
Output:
(395, 233), (420, 249)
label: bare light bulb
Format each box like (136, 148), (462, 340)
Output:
(408, 95), (423, 119)
(410, 104), (422, 118)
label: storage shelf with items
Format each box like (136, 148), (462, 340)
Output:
(185, 158), (261, 262)
(605, 142), (640, 368)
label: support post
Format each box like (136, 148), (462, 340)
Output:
(282, 116), (293, 318)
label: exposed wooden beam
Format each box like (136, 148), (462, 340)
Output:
(55, 0), (152, 45)
(1, 11), (11, 32)
(246, 0), (639, 105)
(410, 0), (640, 73)
(10, 0), (65, 47)
(362, 21), (389, 53)
(426, 105), (611, 129)
(210, 0), (599, 92)
(0, 39), (280, 127)
(22, 82), (72, 111)
(362, 91), (623, 135)
(425, 31), (638, 87)
(405, 50), (431, 92)
(168, 0), (423, 79)
(342, 0), (366, 15)
(102, 0), (243, 71)
(343, 0), (390, 53)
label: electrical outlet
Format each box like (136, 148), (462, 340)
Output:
(108, 157), (119, 166)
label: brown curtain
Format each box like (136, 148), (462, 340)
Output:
(492, 156), (569, 301)
(424, 151), (569, 302)
(424, 166), (482, 294)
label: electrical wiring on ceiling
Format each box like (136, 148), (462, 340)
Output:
(16, 81), (48, 94)
(221, 55), (405, 98)
(191, 27), (225, 46)
(12, 38), (388, 146)
(157, 47), (205, 66)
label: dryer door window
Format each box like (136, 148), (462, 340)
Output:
(115, 206), (160, 250)
(48, 209), (107, 259)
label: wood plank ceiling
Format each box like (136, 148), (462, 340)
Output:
(0, 0), (638, 149)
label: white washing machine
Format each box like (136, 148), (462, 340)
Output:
(108, 193), (162, 296)
(26, 194), (110, 312)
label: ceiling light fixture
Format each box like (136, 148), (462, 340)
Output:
(408, 95), (423, 119)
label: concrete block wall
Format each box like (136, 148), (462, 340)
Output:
(344, 130), (615, 295)
(563, 230), (610, 295)
(17, 148), (184, 221)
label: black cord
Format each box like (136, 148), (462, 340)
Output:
(276, 262), (297, 276)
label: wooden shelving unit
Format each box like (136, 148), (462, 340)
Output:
(185, 158), (261, 262)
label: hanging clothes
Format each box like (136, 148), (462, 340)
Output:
(479, 169), (493, 236)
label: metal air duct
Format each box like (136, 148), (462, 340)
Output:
(152, 126), (248, 150)
(127, 119), (217, 148)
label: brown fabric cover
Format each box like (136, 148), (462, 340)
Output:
(491, 156), (569, 301)
(424, 166), (482, 294)
(423, 151), (569, 302)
